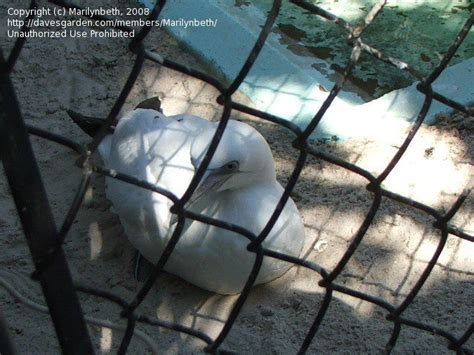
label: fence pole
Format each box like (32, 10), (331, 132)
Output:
(0, 308), (17, 355)
(0, 50), (94, 354)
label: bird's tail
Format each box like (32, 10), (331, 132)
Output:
(66, 110), (113, 160)
(66, 110), (110, 137)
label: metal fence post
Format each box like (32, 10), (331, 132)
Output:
(0, 50), (94, 354)
(0, 307), (17, 355)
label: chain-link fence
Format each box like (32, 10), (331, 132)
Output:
(0, 0), (473, 353)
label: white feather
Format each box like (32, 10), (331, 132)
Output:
(99, 108), (305, 294)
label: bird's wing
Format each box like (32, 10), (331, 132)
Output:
(144, 114), (213, 198)
(102, 110), (212, 244)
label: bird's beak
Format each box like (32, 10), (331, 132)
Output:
(188, 171), (231, 206)
(169, 171), (231, 227)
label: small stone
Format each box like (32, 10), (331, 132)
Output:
(260, 307), (274, 317)
(314, 240), (328, 252)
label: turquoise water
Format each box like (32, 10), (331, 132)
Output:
(248, 0), (473, 100)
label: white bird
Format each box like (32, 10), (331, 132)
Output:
(94, 108), (305, 294)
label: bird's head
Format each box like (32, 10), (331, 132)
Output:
(188, 120), (276, 205)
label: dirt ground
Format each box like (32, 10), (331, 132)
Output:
(0, 0), (472, 354)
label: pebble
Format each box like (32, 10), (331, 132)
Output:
(260, 307), (274, 317)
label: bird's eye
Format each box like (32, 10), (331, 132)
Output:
(225, 161), (239, 171)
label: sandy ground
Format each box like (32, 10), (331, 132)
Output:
(0, 0), (473, 354)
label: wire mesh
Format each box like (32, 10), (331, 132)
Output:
(0, 0), (473, 353)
